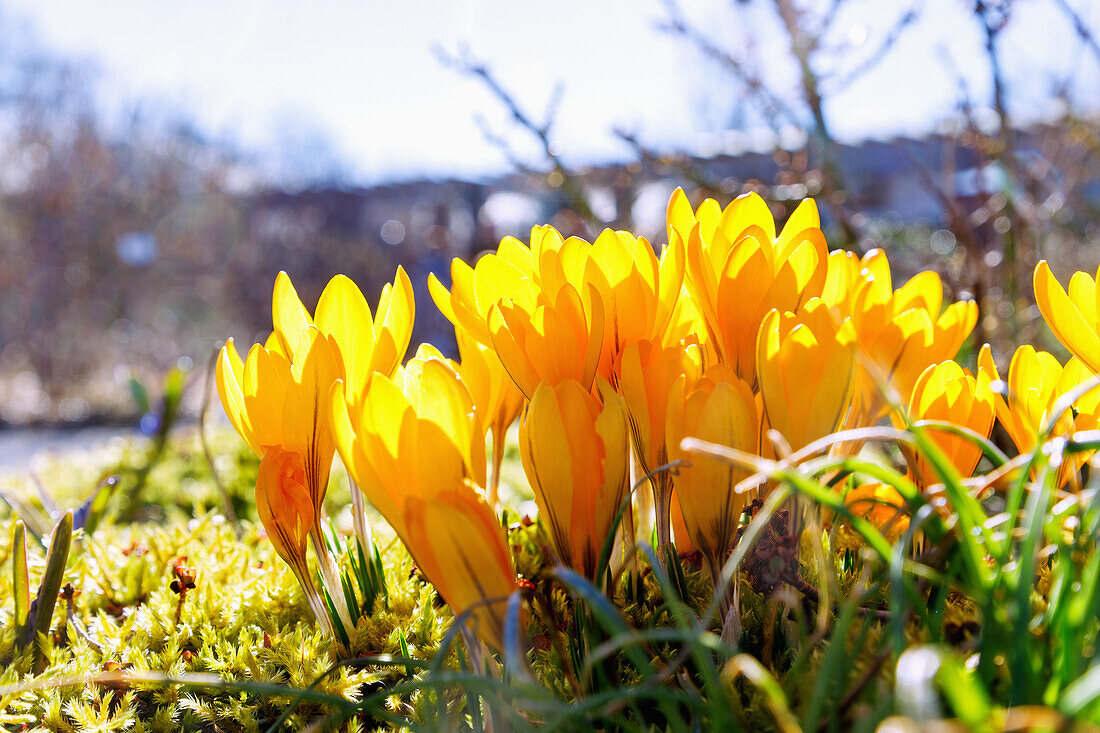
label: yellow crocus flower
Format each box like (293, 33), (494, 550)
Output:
(978, 344), (1098, 487)
(905, 360), (995, 489)
(428, 226), (562, 346)
(218, 326), (342, 538)
(1033, 260), (1100, 373)
(489, 283), (605, 398)
(218, 269), (413, 634)
(666, 364), (758, 579)
(254, 446), (332, 635)
(617, 339), (691, 549)
(757, 298), (856, 454)
(536, 228), (684, 377)
(841, 482), (909, 542)
(331, 355), (514, 649)
(217, 324), (350, 632)
(456, 333), (525, 504)
(846, 252), (977, 427)
(220, 268), (414, 525)
(668, 188), (828, 386)
(413, 336), (524, 505)
(519, 378), (630, 580)
(271, 268), (414, 407)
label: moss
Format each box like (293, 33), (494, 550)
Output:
(1, 425), (1080, 730)
(0, 429), (453, 730)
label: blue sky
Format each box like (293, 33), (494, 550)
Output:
(6, 0), (1098, 183)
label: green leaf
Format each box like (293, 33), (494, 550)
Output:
(32, 510), (73, 673)
(127, 377), (151, 415)
(935, 651), (992, 729)
(12, 520), (29, 650)
(318, 571), (351, 649)
(1061, 662), (1100, 717)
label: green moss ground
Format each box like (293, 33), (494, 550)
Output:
(0, 431), (468, 731)
(0, 427), (1086, 731)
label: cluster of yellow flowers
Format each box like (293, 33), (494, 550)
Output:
(215, 188), (1100, 651)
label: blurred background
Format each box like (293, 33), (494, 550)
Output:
(0, 0), (1097, 431)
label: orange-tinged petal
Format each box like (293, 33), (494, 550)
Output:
(843, 482), (909, 541)
(489, 301), (542, 399)
(330, 380), (401, 527)
(617, 339), (685, 475)
(667, 368), (758, 563)
(714, 237), (772, 378)
(521, 379), (628, 579)
(684, 223), (722, 351)
(907, 360), (995, 487)
(456, 332), (524, 440)
(255, 447), (315, 578)
(282, 327), (341, 517)
(521, 383), (577, 567)
(591, 387), (631, 557)
(403, 489), (516, 651)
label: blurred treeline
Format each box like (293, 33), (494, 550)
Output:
(2, 1), (1100, 425)
(0, 25), (414, 424)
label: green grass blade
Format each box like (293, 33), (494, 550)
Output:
(724, 654), (800, 733)
(32, 510), (72, 673)
(12, 520), (29, 650)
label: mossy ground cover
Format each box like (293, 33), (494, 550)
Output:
(0, 430), (457, 731)
(0, 426), (1096, 731)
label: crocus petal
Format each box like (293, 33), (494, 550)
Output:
(1035, 260), (1100, 372)
(403, 489), (516, 652)
(272, 271), (314, 360)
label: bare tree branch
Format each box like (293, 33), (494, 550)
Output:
(436, 44), (600, 229)
(614, 127), (727, 198)
(772, 0), (864, 252)
(823, 5), (921, 95)
(657, 0), (801, 134)
(1052, 0), (1100, 67)
(817, 0), (850, 40)
(471, 113), (541, 177)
